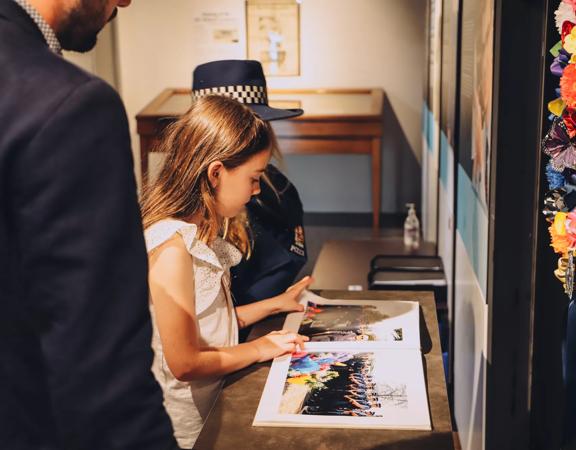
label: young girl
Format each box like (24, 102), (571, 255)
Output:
(141, 95), (311, 449)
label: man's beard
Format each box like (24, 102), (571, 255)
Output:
(56, 1), (117, 53)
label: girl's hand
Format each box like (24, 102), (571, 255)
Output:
(271, 276), (314, 314)
(252, 330), (309, 362)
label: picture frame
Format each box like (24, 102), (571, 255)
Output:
(246, 0), (300, 76)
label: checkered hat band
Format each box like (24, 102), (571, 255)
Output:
(192, 85), (268, 104)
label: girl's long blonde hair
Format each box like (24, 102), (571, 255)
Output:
(141, 95), (278, 256)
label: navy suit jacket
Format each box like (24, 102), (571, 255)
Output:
(0, 1), (178, 449)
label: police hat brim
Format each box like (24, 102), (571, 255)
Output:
(247, 104), (304, 121)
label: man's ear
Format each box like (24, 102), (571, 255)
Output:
(207, 161), (224, 188)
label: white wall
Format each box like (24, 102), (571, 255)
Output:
(63, 23), (118, 88)
(114, 0), (426, 213)
(454, 234), (487, 450)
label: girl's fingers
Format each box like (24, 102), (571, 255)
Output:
(274, 329), (289, 334)
(292, 285), (307, 297)
(269, 332), (309, 354)
(297, 275), (311, 284)
(292, 277), (314, 296)
(286, 276), (312, 292)
(297, 276), (313, 288)
(293, 334), (308, 351)
(282, 333), (308, 343)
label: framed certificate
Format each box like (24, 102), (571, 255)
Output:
(246, 0), (300, 76)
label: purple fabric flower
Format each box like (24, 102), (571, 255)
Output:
(552, 49), (571, 77)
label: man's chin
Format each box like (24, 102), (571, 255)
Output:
(60, 33), (98, 53)
(62, 40), (97, 53)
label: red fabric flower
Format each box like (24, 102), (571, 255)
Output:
(563, 21), (576, 43)
(561, 64), (576, 108)
(563, 107), (576, 138)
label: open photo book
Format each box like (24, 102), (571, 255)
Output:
(253, 291), (431, 430)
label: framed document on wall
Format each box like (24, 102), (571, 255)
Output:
(246, 0), (300, 76)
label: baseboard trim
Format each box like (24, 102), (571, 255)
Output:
(303, 212), (404, 228)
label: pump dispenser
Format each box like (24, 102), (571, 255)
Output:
(403, 203), (420, 249)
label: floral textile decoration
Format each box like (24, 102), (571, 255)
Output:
(541, 2), (576, 297)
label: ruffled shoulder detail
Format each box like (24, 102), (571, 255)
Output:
(144, 219), (222, 269)
(145, 219), (188, 253)
(144, 219), (241, 316)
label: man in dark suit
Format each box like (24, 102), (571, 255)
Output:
(0, 1), (178, 449)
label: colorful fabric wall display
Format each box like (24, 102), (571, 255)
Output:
(541, 0), (576, 298)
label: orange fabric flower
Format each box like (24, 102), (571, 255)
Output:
(561, 64), (576, 108)
(564, 211), (576, 247)
(550, 212), (572, 253)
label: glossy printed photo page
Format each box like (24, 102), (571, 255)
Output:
(253, 291), (431, 430)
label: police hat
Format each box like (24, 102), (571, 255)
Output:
(192, 59), (303, 121)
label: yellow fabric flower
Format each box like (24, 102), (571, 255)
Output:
(553, 212), (567, 234)
(549, 97), (566, 116)
(565, 27), (576, 54)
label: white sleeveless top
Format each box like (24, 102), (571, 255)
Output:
(144, 219), (242, 449)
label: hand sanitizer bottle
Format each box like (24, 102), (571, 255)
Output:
(403, 203), (420, 249)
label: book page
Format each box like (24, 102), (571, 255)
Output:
(253, 346), (431, 430)
(283, 291), (421, 350)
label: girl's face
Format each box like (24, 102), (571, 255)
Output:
(211, 149), (272, 218)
